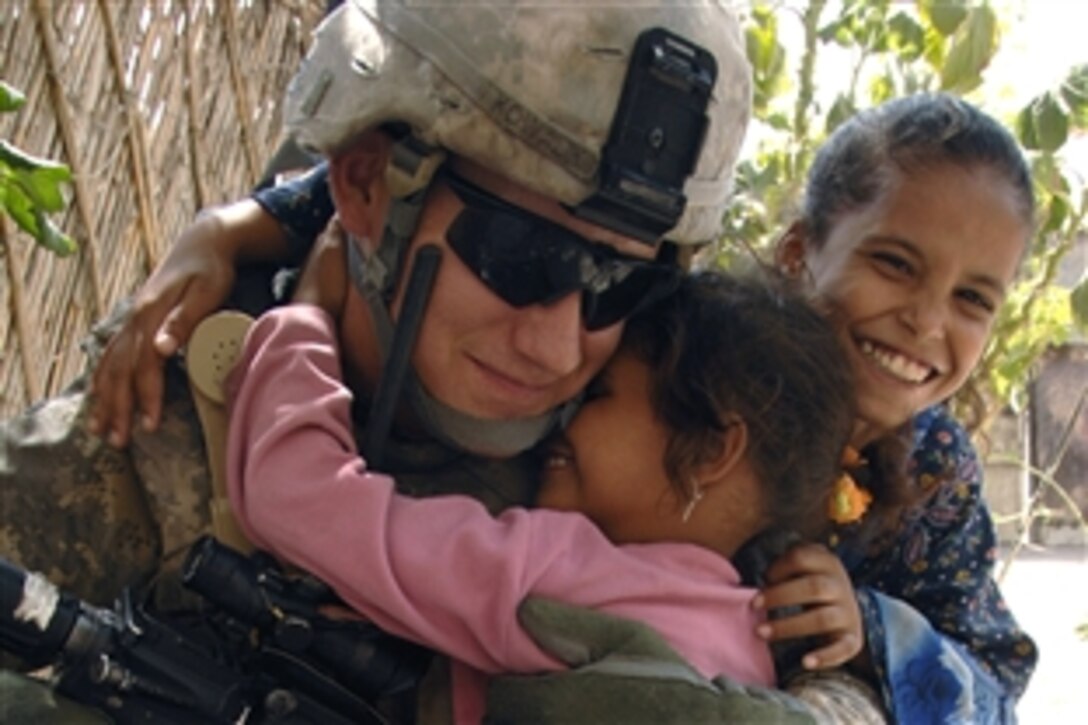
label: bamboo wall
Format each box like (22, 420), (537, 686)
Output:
(0, 0), (326, 419)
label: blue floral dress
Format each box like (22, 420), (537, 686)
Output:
(841, 406), (1038, 723)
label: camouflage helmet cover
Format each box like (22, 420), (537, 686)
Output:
(285, 0), (752, 245)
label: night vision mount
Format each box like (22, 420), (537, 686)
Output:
(574, 27), (718, 245)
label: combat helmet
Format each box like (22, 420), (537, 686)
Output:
(286, 0), (752, 247)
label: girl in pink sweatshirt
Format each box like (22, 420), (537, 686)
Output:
(226, 271), (855, 723)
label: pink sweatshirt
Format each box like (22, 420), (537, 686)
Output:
(226, 305), (774, 723)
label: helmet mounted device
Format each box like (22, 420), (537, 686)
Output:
(573, 27), (717, 246)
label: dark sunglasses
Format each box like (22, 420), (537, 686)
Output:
(440, 170), (680, 331)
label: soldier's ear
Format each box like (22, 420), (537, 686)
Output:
(328, 131), (393, 245)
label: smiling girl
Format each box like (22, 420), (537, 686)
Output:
(760, 93), (1038, 724)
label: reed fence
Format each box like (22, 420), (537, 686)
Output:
(0, 0), (326, 418)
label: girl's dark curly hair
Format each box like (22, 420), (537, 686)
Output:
(619, 270), (855, 541)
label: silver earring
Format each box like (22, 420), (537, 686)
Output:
(682, 482), (704, 523)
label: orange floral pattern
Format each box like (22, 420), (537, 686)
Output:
(828, 446), (871, 524)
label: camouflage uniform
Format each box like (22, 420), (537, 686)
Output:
(0, 309), (212, 608)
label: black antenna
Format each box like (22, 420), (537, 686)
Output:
(362, 244), (442, 469)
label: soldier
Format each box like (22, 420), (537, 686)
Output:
(3, 0), (750, 603)
(3, 1), (766, 721)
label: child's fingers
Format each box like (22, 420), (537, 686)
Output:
(757, 604), (855, 642)
(756, 572), (845, 611)
(798, 633), (863, 670)
(764, 542), (848, 587)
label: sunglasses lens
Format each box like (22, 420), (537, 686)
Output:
(448, 210), (557, 306)
(583, 266), (679, 331)
(443, 172), (675, 329)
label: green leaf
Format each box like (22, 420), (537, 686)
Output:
(1, 177), (41, 239)
(1073, 274), (1088, 332)
(1033, 92), (1070, 153)
(0, 81), (27, 113)
(0, 178), (76, 256)
(869, 73), (895, 105)
(1060, 64), (1088, 128)
(33, 208), (77, 256)
(825, 94), (857, 135)
(857, 17), (879, 52)
(918, 0), (969, 37)
(888, 12), (925, 62)
(22, 164), (71, 212)
(1040, 192), (1068, 235)
(1016, 103), (1039, 150)
(817, 18), (849, 47)
(921, 25), (947, 72)
(0, 139), (71, 175)
(745, 6), (778, 71)
(1030, 151), (1069, 192)
(766, 112), (792, 132)
(744, 7), (786, 118)
(0, 140), (72, 212)
(940, 5), (997, 94)
(756, 151), (784, 190)
(1060, 64), (1088, 109)
(820, 7), (862, 47)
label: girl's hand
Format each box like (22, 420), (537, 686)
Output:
(88, 200), (285, 447)
(752, 542), (864, 671)
(89, 212), (237, 446)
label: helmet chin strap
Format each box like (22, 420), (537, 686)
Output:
(346, 197), (576, 459)
(404, 375), (572, 459)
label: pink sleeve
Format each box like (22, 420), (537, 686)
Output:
(226, 305), (569, 674)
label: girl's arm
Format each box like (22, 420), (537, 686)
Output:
(850, 408), (1037, 723)
(225, 304), (558, 675)
(89, 166), (333, 448)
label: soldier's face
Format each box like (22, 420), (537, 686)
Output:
(388, 161), (663, 423)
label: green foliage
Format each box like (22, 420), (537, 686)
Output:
(1072, 272), (1088, 330)
(1061, 64), (1088, 126)
(918, 0), (968, 37)
(1018, 92), (1070, 152)
(720, 1), (1088, 430)
(0, 81), (27, 113)
(886, 12), (925, 64)
(746, 6), (788, 117)
(0, 80), (75, 256)
(986, 284), (1072, 409)
(939, 4), (998, 94)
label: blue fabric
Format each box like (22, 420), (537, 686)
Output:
(844, 406), (1037, 723)
(252, 163), (334, 265)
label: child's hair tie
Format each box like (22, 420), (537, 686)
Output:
(829, 446), (872, 524)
